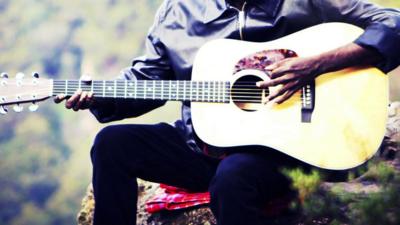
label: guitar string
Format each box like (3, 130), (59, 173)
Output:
(1, 86), (303, 99)
(0, 91), (304, 105)
(2, 79), (305, 103)
(3, 85), (303, 97)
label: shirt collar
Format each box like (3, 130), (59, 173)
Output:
(203, 0), (228, 24)
(203, 0), (283, 24)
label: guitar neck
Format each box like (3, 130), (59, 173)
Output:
(52, 80), (231, 103)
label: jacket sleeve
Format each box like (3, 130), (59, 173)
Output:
(314, 0), (400, 72)
(90, 2), (174, 123)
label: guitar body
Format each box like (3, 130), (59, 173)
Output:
(191, 23), (388, 170)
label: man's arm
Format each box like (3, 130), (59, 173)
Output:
(258, 0), (400, 103)
(55, 1), (174, 123)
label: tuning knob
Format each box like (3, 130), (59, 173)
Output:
(32, 72), (40, 78)
(0, 106), (8, 115)
(13, 104), (23, 113)
(1, 72), (8, 79)
(29, 104), (39, 112)
(16, 72), (25, 79)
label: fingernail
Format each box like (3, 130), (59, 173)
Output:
(81, 74), (91, 81)
(265, 65), (274, 70)
(256, 82), (262, 87)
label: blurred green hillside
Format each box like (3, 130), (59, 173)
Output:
(0, 0), (399, 225)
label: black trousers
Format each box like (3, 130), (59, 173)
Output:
(91, 123), (304, 225)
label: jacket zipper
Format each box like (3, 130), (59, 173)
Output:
(238, 2), (247, 40)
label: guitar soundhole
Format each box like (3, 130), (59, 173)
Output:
(231, 75), (267, 111)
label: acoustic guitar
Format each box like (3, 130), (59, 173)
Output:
(0, 23), (388, 170)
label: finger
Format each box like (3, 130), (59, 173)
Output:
(265, 62), (279, 71)
(267, 81), (298, 101)
(65, 89), (82, 110)
(87, 92), (94, 101)
(256, 73), (296, 88)
(274, 89), (297, 104)
(269, 65), (294, 79)
(74, 91), (88, 111)
(54, 94), (66, 103)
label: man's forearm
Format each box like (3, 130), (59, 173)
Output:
(314, 43), (384, 75)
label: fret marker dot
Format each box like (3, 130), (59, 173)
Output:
(107, 87), (113, 91)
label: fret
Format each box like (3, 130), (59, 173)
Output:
(78, 79), (81, 91)
(220, 82), (223, 103)
(214, 81), (219, 102)
(105, 81), (114, 97)
(200, 81), (204, 102)
(90, 80), (94, 93)
(124, 80), (127, 98)
(175, 81), (179, 100)
(211, 81), (214, 102)
(216, 81), (220, 102)
(65, 80), (68, 95)
(189, 82), (193, 101)
(192, 81), (198, 101)
(194, 82), (198, 102)
(160, 80), (164, 100)
(184, 81), (187, 100)
(67, 80), (73, 95)
(176, 80), (185, 100)
(114, 80), (117, 98)
(133, 81), (137, 99)
(152, 80), (155, 100)
(192, 81), (199, 101)
(116, 80), (124, 98)
(143, 80), (147, 99)
(103, 80), (106, 97)
(219, 81), (222, 102)
(219, 81), (223, 102)
(140, 80), (145, 99)
(221, 82), (225, 102)
(225, 82), (230, 103)
(206, 82), (210, 102)
(169, 80), (172, 100)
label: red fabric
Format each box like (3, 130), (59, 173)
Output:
(145, 184), (293, 215)
(145, 184), (210, 213)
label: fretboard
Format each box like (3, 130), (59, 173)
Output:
(52, 80), (231, 103)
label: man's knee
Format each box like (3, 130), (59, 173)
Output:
(209, 154), (253, 195)
(90, 125), (137, 164)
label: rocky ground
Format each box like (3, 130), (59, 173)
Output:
(77, 103), (400, 225)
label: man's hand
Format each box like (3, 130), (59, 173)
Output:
(256, 43), (383, 104)
(256, 56), (321, 104)
(54, 75), (94, 111)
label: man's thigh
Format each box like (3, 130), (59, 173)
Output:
(93, 122), (220, 192)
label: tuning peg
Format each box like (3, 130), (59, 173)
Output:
(1, 72), (8, 79)
(32, 72), (40, 78)
(0, 106), (8, 115)
(29, 103), (39, 112)
(13, 104), (23, 113)
(16, 72), (25, 79)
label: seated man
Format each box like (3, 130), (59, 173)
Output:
(56, 0), (400, 224)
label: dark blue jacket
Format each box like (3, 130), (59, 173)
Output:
(91, 0), (400, 154)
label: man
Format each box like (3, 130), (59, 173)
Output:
(56, 0), (400, 224)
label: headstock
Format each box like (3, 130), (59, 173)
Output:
(0, 72), (53, 115)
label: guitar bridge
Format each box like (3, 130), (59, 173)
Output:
(301, 81), (315, 123)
